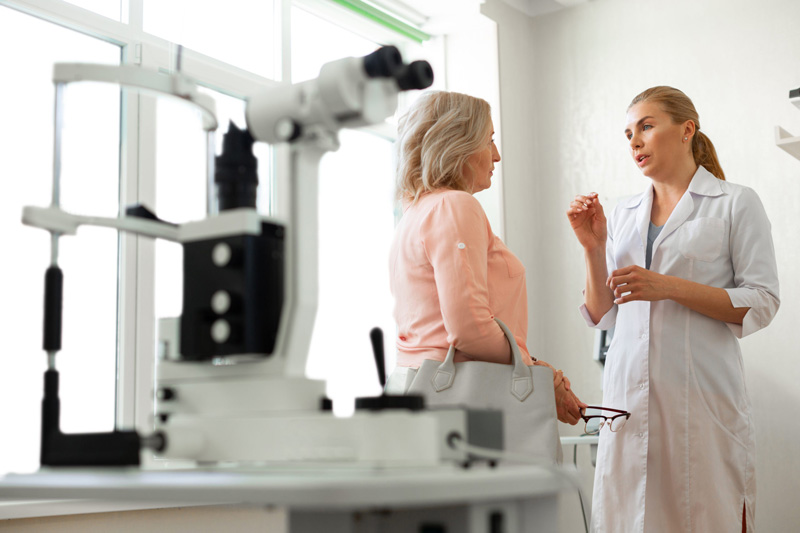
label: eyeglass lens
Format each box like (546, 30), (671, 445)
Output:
(583, 408), (628, 435)
(609, 415), (628, 432)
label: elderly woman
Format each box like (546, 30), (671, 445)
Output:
(385, 90), (584, 430)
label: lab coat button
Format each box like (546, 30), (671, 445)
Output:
(639, 383), (646, 390)
(638, 432), (644, 438)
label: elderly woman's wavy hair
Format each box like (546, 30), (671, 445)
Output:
(395, 91), (492, 202)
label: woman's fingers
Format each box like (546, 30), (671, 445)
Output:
(554, 381), (583, 425)
(570, 194), (598, 212)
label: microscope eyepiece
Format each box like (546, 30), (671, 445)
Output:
(394, 60), (434, 91)
(363, 46), (403, 78)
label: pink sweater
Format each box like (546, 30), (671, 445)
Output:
(389, 189), (533, 367)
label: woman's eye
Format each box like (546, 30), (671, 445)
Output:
(643, 124), (652, 131)
(626, 133), (632, 140)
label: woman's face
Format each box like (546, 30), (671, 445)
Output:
(465, 119), (501, 194)
(625, 101), (692, 179)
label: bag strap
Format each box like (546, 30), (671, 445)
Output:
(431, 317), (534, 401)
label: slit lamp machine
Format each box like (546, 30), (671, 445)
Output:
(22, 47), (506, 469)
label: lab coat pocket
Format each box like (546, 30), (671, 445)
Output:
(678, 217), (725, 262)
(687, 326), (748, 449)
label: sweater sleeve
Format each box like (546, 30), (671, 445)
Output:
(420, 193), (512, 363)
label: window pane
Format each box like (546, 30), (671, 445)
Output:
(307, 130), (397, 415)
(64, 0), (121, 21)
(291, 6), (379, 83)
(0, 6), (120, 474)
(291, 9), (395, 414)
(154, 90), (271, 320)
(144, 0), (275, 77)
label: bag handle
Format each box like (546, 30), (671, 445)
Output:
(431, 318), (534, 401)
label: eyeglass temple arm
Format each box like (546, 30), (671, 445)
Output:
(583, 405), (629, 415)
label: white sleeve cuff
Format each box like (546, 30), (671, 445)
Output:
(579, 302), (617, 330)
(724, 287), (780, 339)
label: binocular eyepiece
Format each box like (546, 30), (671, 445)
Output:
(363, 46), (434, 91)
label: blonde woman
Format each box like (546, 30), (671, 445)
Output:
(568, 86), (779, 532)
(386, 91), (585, 430)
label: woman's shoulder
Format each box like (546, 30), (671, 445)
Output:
(415, 189), (484, 215)
(716, 178), (759, 200)
(432, 189), (483, 209)
(412, 190), (489, 234)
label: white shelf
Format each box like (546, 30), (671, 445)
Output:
(775, 125), (800, 160)
(776, 95), (800, 161)
(560, 435), (599, 446)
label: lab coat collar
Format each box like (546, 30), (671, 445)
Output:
(626, 166), (724, 265)
(686, 165), (725, 198)
(622, 165), (723, 211)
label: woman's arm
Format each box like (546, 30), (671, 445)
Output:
(567, 193), (615, 323)
(608, 266), (748, 323)
(423, 192), (511, 363)
(585, 246), (615, 325)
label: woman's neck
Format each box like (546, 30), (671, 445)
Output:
(650, 161), (698, 225)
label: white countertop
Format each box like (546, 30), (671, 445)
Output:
(0, 464), (575, 511)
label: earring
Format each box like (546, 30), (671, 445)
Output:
(683, 137), (688, 141)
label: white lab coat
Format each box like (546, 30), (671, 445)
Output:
(581, 166), (779, 533)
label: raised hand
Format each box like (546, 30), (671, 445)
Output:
(567, 192), (607, 252)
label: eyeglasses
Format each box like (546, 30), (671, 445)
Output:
(580, 406), (631, 435)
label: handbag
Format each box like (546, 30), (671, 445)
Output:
(405, 318), (562, 464)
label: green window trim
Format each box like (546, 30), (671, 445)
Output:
(328, 0), (431, 43)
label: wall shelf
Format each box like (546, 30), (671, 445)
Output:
(776, 126), (800, 160)
(776, 95), (800, 161)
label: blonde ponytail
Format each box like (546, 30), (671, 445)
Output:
(692, 131), (725, 181)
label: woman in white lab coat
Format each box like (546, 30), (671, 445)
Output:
(567, 86), (779, 533)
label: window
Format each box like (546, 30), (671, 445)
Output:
(64, 0), (122, 21)
(292, 3), (432, 414)
(153, 89), (273, 322)
(143, 0), (276, 77)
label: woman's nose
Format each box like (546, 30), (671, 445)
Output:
(629, 134), (642, 149)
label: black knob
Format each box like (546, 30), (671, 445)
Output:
(156, 387), (176, 401)
(370, 327), (386, 388)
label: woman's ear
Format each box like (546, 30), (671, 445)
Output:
(683, 120), (696, 140)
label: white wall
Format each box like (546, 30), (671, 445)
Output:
(483, 0), (800, 530)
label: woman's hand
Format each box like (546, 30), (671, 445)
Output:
(567, 193), (607, 252)
(607, 265), (677, 304)
(555, 381), (585, 425)
(547, 366), (587, 425)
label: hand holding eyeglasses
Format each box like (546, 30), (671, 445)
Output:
(580, 406), (631, 435)
(553, 373), (587, 425)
